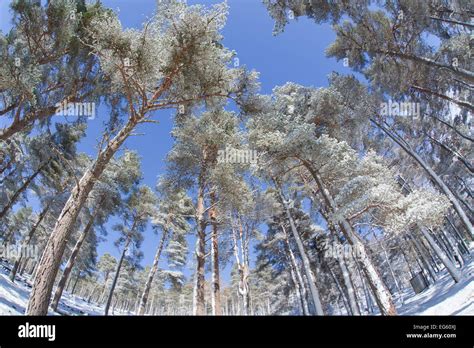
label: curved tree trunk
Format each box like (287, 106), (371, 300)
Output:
(26, 120), (136, 315)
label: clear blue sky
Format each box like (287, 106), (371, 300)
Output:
(0, 0), (351, 285)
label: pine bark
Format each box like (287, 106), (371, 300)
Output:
(26, 120), (136, 315)
(209, 191), (221, 315)
(193, 171), (207, 315)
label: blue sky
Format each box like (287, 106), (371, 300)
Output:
(0, 0), (350, 285)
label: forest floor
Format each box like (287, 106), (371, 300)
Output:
(0, 257), (472, 316)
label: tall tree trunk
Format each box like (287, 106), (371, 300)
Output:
(288, 259), (307, 315)
(209, 191), (221, 315)
(51, 209), (98, 311)
(70, 273), (80, 295)
(335, 245), (361, 315)
(374, 233), (402, 295)
(98, 272), (111, 304)
(419, 228), (462, 282)
(137, 229), (167, 315)
(10, 201), (52, 282)
(302, 162), (397, 315)
(408, 235), (438, 281)
(105, 235), (131, 316)
(193, 171), (206, 315)
(0, 160), (49, 220)
(371, 119), (473, 239)
(240, 218), (252, 315)
(447, 217), (470, 254)
(439, 228), (465, 266)
(320, 207), (361, 316)
(327, 266), (351, 315)
(26, 120), (136, 315)
(231, 217), (250, 315)
(275, 179), (325, 315)
(282, 224), (310, 315)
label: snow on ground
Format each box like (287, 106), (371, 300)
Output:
(0, 259), (104, 316)
(0, 262), (31, 315)
(0, 257), (472, 315)
(398, 257), (473, 315)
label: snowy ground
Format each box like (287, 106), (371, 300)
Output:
(0, 257), (472, 315)
(0, 260), (110, 316)
(398, 256), (473, 315)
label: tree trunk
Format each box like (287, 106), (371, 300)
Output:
(288, 260), (307, 315)
(336, 246), (361, 315)
(193, 170), (207, 315)
(374, 233), (402, 295)
(275, 180), (325, 315)
(409, 235), (438, 281)
(51, 210), (98, 311)
(439, 228), (465, 266)
(10, 201), (52, 282)
(282, 224), (310, 315)
(26, 120), (136, 315)
(371, 119), (473, 239)
(231, 217), (250, 315)
(105, 235), (131, 316)
(71, 273), (80, 295)
(447, 217), (470, 254)
(320, 207), (361, 316)
(209, 191), (221, 315)
(137, 229), (167, 315)
(302, 162), (397, 315)
(419, 228), (461, 282)
(0, 160), (50, 220)
(327, 266), (351, 315)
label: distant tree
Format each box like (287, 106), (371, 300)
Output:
(104, 185), (156, 315)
